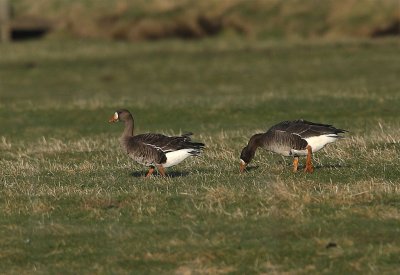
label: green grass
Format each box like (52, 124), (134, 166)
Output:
(1, 38), (400, 273)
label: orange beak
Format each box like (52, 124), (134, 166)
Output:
(109, 112), (118, 123)
(239, 162), (246, 173)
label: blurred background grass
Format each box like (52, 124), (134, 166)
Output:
(10, 0), (400, 41)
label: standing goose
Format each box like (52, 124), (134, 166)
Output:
(239, 120), (347, 173)
(109, 109), (205, 177)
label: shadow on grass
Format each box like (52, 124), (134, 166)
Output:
(278, 161), (351, 171)
(242, 165), (259, 173)
(130, 170), (189, 178)
(314, 163), (351, 169)
(284, 163), (351, 170)
(277, 159), (350, 169)
(243, 163), (349, 173)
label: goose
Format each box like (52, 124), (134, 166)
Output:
(239, 120), (347, 173)
(109, 109), (205, 177)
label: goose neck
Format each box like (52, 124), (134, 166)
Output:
(122, 118), (134, 138)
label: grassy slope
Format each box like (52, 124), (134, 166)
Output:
(0, 38), (400, 273)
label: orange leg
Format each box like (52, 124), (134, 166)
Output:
(145, 167), (155, 178)
(157, 165), (166, 177)
(304, 145), (314, 173)
(293, 157), (299, 172)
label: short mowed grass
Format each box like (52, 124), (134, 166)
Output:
(1, 38), (400, 273)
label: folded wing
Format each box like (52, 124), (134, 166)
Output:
(269, 120), (346, 139)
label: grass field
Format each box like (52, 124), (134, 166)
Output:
(1, 38), (400, 273)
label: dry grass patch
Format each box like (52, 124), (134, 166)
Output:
(175, 257), (236, 275)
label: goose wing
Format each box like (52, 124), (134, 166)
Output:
(135, 133), (204, 153)
(266, 129), (308, 151)
(125, 137), (167, 166)
(270, 120), (346, 139)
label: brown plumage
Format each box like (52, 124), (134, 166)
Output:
(240, 120), (347, 173)
(109, 109), (204, 177)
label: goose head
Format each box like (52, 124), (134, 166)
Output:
(109, 109), (132, 123)
(239, 133), (263, 173)
(239, 145), (254, 173)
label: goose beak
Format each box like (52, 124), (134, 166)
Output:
(239, 160), (246, 173)
(108, 112), (119, 123)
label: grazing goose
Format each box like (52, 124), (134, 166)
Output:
(109, 109), (205, 177)
(239, 120), (347, 173)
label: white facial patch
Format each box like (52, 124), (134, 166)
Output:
(240, 159), (246, 165)
(114, 112), (119, 120)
